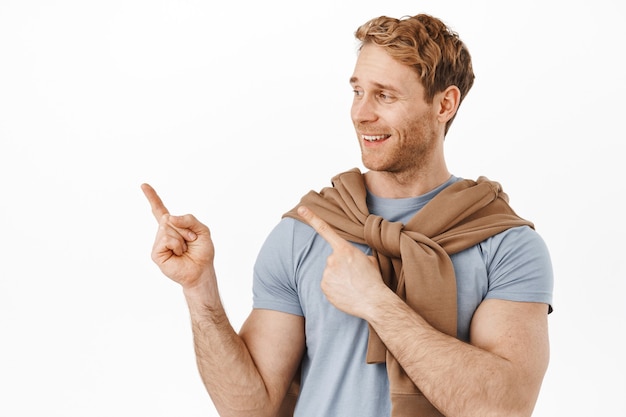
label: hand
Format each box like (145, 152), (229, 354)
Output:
(141, 183), (216, 291)
(297, 205), (391, 319)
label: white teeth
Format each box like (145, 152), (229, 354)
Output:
(363, 134), (389, 141)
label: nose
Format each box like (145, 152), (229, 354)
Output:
(351, 94), (377, 124)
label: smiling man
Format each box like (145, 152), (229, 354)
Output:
(143, 13), (553, 417)
(350, 43), (450, 196)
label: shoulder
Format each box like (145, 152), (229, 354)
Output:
(479, 226), (554, 309)
(481, 226), (552, 271)
(261, 217), (319, 254)
(255, 217), (330, 277)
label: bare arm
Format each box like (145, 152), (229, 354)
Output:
(297, 205), (550, 417)
(366, 294), (549, 417)
(142, 184), (304, 417)
(187, 295), (304, 417)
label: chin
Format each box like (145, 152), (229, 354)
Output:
(362, 160), (389, 172)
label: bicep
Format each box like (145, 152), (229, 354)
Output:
(239, 309), (305, 404)
(470, 299), (550, 395)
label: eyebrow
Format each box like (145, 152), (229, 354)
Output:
(349, 76), (400, 93)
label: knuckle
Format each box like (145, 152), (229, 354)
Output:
(316, 222), (329, 234)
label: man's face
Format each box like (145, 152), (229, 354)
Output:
(350, 43), (441, 175)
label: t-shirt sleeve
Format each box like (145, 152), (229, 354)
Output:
(483, 226), (554, 311)
(252, 218), (304, 316)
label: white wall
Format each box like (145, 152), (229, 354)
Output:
(1, 0), (624, 415)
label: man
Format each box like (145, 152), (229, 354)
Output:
(142, 13), (553, 417)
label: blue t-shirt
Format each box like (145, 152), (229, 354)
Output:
(252, 176), (553, 417)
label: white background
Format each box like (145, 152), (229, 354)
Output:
(1, 0), (624, 415)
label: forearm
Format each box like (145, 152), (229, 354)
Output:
(183, 277), (274, 417)
(366, 293), (534, 417)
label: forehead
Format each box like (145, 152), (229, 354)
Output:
(350, 43), (421, 92)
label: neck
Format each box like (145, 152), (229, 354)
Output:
(364, 165), (451, 198)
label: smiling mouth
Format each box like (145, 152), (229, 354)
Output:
(362, 134), (391, 142)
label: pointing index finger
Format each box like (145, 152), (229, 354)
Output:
(297, 205), (346, 251)
(141, 183), (170, 221)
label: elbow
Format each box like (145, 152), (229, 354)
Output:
(485, 386), (541, 417)
(215, 394), (293, 417)
(460, 378), (542, 417)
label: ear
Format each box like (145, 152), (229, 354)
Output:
(436, 86), (461, 124)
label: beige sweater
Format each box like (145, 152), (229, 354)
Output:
(280, 168), (533, 417)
